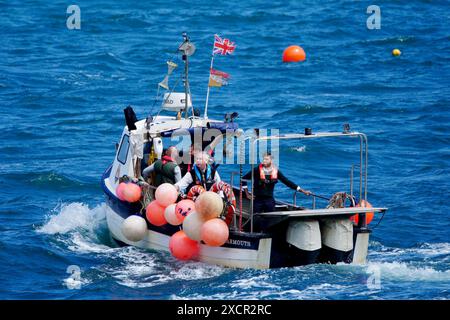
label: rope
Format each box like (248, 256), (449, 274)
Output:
(140, 181), (154, 213)
(371, 211), (386, 230)
(326, 192), (354, 209)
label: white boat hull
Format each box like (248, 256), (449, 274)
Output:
(105, 204), (273, 269)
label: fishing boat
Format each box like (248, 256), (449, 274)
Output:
(101, 33), (387, 269)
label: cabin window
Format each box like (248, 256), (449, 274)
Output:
(117, 134), (130, 165)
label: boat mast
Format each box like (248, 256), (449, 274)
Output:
(183, 33), (189, 119)
(179, 32), (195, 119)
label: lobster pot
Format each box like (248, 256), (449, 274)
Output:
(319, 218), (354, 264)
(286, 219), (321, 265)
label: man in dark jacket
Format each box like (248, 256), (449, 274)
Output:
(142, 146), (181, 187)
(242, 153), (311, 213)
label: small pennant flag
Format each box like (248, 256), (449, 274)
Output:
(208, 69), (230, 87)
(213, 34), (236, 55)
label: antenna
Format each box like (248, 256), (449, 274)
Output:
(178, 33), (196, 56)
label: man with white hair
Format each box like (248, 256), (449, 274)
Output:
(175, 151), (221, 194)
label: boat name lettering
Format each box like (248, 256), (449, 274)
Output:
(227, 239), (252, 247)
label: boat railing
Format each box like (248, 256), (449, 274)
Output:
(350, 163), (361, 200)
(229, 171), (240, 188)
(246, 131), (370, 232)
(293, 190), (316, 209)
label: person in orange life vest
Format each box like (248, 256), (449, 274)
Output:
(142, 146), (182, 186)
(175, 151), (221, 194)
(242, 153), (311, 213)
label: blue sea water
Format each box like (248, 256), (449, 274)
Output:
(0, 0), (449, 300)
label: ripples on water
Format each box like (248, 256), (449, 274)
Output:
(0, 0), (448, 299)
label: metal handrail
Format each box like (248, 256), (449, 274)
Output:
(229, 171), (240, 230)
(247, 131), (370, 233)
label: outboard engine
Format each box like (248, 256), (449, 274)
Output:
(319, 218), (354, 264)
(286, 219), (321, 265)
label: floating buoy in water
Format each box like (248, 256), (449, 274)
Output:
(351, 200), (374, 225)
(169, 230), (199, 261)
(195, 191), (223, 221)
(116, 182), (127, 201)
(122, 183), (142, 202)
(155, 183), (178, 207)
(282, 45), (306, 62)
(175, 199), (196, 222)
(146, 200), (167, 226)
(392, 48), (401, 57)
(201, 218), (229, 247)
(164, 203), (181, 226)
(182, 211), (204, 241)
(121, 215), (147, 242)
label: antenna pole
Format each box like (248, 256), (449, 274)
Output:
(184, 54), (189, 119)
(182, 33), (189, 119)
(204, 39), (215, 119)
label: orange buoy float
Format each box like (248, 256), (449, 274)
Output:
(201, 218), (229, 247)
(145, 200), (167, 226)
(116, 182), (128, 201)
(121, 183), (142, 202)
(350, 200), (374, 225)
(155, 183), (178, 207)
(175, 199), (196, 222)
(169, 230), (199, 261)
(282, 45), (306, 62)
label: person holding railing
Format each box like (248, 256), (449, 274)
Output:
(242, 152), (311, 213)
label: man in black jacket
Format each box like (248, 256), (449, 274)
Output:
(242, 153), (311, 213)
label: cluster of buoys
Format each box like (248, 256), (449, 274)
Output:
(116, 181), (142, 203)
(282, 45), (402, 63)
(350, 200), (374, 225)
(168, 190), (229, 260)
(119, 182), (231, 261)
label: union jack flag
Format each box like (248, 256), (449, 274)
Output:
(213, 34), (236, 55)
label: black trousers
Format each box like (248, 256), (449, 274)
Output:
(253, 197), (275, 213)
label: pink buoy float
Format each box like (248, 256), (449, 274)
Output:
(155, 183), (178, 207)
(201, 218), (229, 247)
